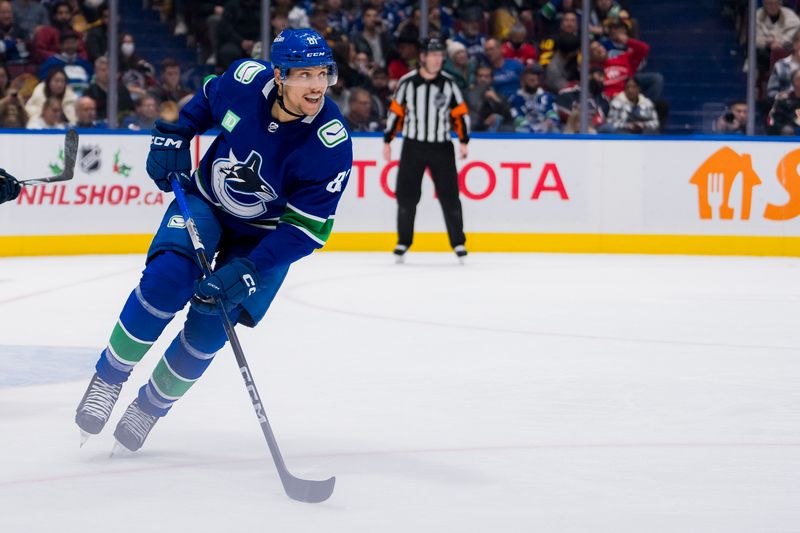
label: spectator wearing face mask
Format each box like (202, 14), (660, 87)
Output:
(30, 0), (88, 64)
(38, 30), (93, 93)
(118, 32), (156, 102)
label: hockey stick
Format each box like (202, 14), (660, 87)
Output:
(169, 173), (335, 504)
(19, 129), (79, 186)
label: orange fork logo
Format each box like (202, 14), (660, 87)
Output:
(689, 147), (762, 220)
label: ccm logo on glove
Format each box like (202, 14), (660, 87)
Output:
(151, 136), (184, 148)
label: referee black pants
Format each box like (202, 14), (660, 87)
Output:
(395, 139), (466, 249)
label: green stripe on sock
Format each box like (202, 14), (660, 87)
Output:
(151, 358), (195, 399)
(109, 321), (152, 364)
(280, 205), (334, 244)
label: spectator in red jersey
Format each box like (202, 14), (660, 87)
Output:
(589, 35), (649, 98)
(30, 1), (87, 64)
(502, 23), (537, 68)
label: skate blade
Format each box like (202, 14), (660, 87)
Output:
(79, 430), (91, 448)
(394, 255), (405, 264)
(109, 441), (132, 458)
(457, 256), (465, 265)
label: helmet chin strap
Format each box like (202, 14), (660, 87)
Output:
(277, 83), (306, 119)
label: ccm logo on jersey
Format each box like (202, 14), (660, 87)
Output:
(152, 136), (183, 148)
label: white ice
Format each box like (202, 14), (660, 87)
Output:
(0, 252), (799, 532)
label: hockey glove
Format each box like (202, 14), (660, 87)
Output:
(0, 168), (21, 204)
(146, 120), (193, 192)
(193, 258), (260, 315)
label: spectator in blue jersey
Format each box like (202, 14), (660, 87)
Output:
(510, 66), (560, 133)
(453, 6), (486, 63)
(483, 37), (524, 101)
(604, 77), (659, 134)
(38, 30), (93, 94)
(0, 0), (27, 62)
(0, 167), (20, 203)
(74, 29), (353, 453)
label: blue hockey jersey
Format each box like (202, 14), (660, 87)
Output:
(176, 59), (353, 277)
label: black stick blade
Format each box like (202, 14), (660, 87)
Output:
(282, 474), (336, 503)
(62, 129), (79, 180)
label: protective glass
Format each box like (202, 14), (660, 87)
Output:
(281, 64), (339, 88)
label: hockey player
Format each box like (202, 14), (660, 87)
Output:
(74, 29), (353, 452)
(0, 169), (21, 204)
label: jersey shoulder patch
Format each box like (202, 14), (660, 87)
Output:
(233, 60), (268, 85)
(317, 118), (349, 148)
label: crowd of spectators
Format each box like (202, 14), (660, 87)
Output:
(0, 0), (667, 134)
(0, 0), (194, 130)
(180, 0), (665, 133)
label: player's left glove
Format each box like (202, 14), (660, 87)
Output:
(0, 168), (21, 204)
(193, 258), (260, 315)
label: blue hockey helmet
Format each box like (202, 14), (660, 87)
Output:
(271, 29), (338, 87)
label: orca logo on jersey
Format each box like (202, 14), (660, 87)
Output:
(211, 149), (278, 219)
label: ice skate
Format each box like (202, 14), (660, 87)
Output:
(75, 373), (122, 445)
(112, 399), (159, 452)
(393, 244), (408, 264)
(453, 245), (467, 265)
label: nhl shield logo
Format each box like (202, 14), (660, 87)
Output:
(79, 145), (101, 173)
(434, 92), (447, 108)
(268, 121), (279, 133)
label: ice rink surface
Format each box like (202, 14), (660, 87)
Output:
(0, 251), (798, 532)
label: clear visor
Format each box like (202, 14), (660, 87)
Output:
(280, 64), (338, 88)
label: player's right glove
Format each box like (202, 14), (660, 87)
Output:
(192, 258), (261, 315)
(0, 168), (21, 204)
(146, 120), (193, 192)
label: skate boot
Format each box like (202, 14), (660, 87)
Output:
(113, 399), (159, 452)
(453, 245), (468, 264)
(393, 244), (408, 264)
(75, 373), (122, 444)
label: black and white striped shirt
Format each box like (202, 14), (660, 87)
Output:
(384, 70), (470, 144)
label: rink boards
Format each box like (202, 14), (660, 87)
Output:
(1, 131), (799, 257)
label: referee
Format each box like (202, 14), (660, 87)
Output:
(383, 37), (471, 264)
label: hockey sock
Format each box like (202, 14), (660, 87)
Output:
(96, 252), (200, 384)
(137, 306), (238, 417)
